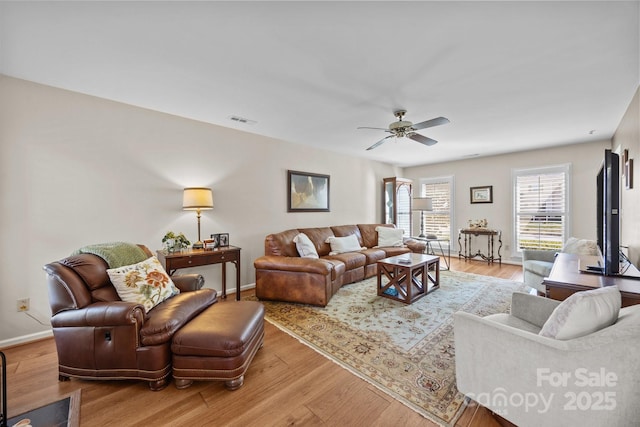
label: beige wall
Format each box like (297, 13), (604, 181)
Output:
(613, 86), (640, 265)
(404, 141), (611, 261)
(0, 75), (400, 345)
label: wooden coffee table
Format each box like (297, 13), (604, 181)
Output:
(377, 253), (440, 304)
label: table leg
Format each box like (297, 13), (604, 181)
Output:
(222, 261), (227, 299)
(235, 258), (241, 301)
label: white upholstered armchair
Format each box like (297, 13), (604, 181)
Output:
(522, 237), (599, 294)
(454, 290), (640, 427)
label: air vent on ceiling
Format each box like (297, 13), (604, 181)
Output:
(228, 115), (257, 125)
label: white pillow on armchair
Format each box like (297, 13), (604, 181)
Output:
(562, 237), (598, 256)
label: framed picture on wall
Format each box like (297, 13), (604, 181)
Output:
(287, 170), (330, 212)
(470, 186), (493, 204)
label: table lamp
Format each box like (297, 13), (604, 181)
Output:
(412, 197), (433, 238)
(183, 187), (213, 249)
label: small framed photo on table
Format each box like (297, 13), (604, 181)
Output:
(218, 233), (229, 247)
(470, 186), (493, 204)
(205, 234), (220, 250)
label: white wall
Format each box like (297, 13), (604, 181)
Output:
(403, 141), (611, 261)
(0, 75), (401, 344)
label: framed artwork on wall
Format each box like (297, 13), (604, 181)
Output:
(626, 159), (634, 189)
(470, 186), (493, 204)
(288, 170), (330, 212)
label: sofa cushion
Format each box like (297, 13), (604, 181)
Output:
(358, 224), (393, 248)
(539, 286), (621, 340)
(380, 247), (412, 257)
(107, 256), (180, 313)
(298, 227), (335, 256)
(140, 288), (218, 346)
(264, 229), (300, 257)
(523, 260), (554, 277)
(485, 313), (542, 334)
(293, 233), (319, 258)
(331, 225), (364, 246)
(323, 252), (366, 271)
(326, 235), (366, 255)
(360, 248), (387, 264)
(375, 226), (404, 247)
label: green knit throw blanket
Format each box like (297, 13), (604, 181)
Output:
(71, 242), (149, 268)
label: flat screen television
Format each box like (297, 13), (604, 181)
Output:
(596, 149), (620, 275)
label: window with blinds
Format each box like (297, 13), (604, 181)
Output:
(397, 192), (411, 236)
(419, 177), (454, 241)
(513, 165), (570, 251)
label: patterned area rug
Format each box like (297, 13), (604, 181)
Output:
(253, 270), (529, 426)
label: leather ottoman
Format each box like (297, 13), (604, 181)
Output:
(171, 300), (265, 390)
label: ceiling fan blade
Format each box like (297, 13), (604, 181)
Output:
(366, 135), (394, 151)
(411, 116), (450, 131)
(357, 126), (391, 131)
(408, 133), (438, 146)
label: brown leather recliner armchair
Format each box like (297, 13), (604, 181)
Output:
(43, 245), (217, 390)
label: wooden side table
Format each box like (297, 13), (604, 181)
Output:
(458, 228), (502, 265)
(157, 246), (241, 300)
(412, 236), (450, 270)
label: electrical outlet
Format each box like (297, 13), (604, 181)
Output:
(17, 298), (29, 312)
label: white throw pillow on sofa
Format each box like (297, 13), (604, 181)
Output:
(539, 285), (621, 340)
(293, 232), (319, 258)
(375, 226), (404, 247)
(325, 234), (365, 255)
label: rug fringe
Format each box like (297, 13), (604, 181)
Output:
(264, 316), (466, 427)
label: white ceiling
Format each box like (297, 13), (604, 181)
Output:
(1, 1), (638, 167)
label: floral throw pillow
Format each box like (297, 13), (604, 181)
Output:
(107, 256), (180, 313)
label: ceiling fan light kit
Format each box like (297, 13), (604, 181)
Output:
(359, 110), (450, 151)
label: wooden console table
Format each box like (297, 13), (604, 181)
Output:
(543, 253), (640, 307)
(458, 228), (502, 265)
(157, 246), (241, 300)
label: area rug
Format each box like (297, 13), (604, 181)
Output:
(254, 270), (529, 426)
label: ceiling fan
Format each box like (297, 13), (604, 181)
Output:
(358, 110), (450, 151)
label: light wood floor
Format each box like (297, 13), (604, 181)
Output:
(2, 258), (522, 426)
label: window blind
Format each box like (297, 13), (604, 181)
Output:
(420, 179), (452, 240)
(514, 167), (568, 251)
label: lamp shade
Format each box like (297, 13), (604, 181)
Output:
(413, 197), (433, 211)
(182, 187), (213, 210)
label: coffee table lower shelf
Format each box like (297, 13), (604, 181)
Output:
(377, 254), (440, 304)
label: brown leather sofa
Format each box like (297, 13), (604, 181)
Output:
(44, 245), (217, 391)
(254, 224), (426, 306)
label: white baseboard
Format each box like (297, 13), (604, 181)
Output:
(0, 330), (53, 350)
(221, 283), (256, 296)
